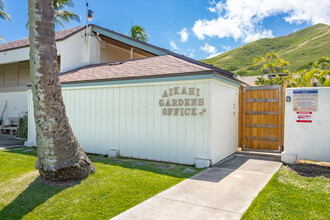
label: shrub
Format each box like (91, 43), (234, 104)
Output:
(236, 70), (248, 76)
(226, 66), (239, 71)
(17, 113), (28, 139)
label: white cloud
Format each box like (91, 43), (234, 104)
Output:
(201, 43), (218, 57)
(188, 49), (195, 58)
(193, 0), (330, 43)
(170, 40), (178, 50)
(206, 52), (223, 59)
(207, 7), (216, 13)
(178, 28), (189, 42)
(222, 45), (230, 51)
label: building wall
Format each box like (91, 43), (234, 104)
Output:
(284, 87), (330, 162)
(100, 42), (148, 63)
(0, 61), (29, 93)
(211, 79), (239, 164)
(28, 78), (213, 165)
(0, 91), (28, 123)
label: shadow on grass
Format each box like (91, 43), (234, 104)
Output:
(93, 156), (202, 179)
(0, 176), (79, 219)
(4, 147), (200, 179)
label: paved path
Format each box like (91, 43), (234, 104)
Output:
(113, 152), (282, 220)
(0, 134), (24, 150)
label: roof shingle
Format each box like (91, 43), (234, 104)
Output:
(60, 55), (212, 83)
(0, 26), (85, 52)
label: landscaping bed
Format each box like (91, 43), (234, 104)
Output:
(242, 160), (330, 219)
(0, 147), (202, 219)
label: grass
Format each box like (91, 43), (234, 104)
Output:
(0, 147), (202, 219)
(242, 161), (330, 219)
(202, 23), (330, 75)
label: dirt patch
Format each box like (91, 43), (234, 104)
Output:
(287, 161), (330, 178)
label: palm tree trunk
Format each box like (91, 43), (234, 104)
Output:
(28, 0), (95, 183)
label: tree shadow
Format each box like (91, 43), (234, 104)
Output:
(4, 147), (200, 180)
(0, 175), (80, 219)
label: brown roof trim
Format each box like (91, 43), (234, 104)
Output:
(60, 56), (154, 76)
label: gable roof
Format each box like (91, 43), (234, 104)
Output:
(60, 55), (213, 84)
(92, 25), (235, 79)
(0, 25), (85, 52)
(1, 24), (243, 84)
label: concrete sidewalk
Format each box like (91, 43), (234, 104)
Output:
(113, 152), (282, 220)
(0, 134), (24, 150)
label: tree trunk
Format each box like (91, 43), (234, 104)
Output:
(28, 0), (95, 183)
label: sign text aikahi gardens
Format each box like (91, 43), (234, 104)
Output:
(159, 86), (206, 116)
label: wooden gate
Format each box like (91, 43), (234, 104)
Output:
(238, 83), (286, 152)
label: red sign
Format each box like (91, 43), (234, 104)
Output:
(296, 112), (312, 123)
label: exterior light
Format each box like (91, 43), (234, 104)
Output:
(88, 9), (94, 21)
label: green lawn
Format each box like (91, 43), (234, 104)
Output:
(0, 147), (202, 219)
(242, 162), (330, 220)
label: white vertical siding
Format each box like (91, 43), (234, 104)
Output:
(0, 91), (28, 123)
(27, 79), (212, 165)
(211, 80), (239, 164)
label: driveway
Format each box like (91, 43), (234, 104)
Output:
(0, 134), (25, 150)
(113, 151), (282, 220)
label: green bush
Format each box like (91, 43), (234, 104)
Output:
(17, 114), (28, 139)
(226, 66), (239, 71)
(236, 70), (248, 76)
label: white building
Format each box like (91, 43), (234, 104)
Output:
(1, 25), (244, 167)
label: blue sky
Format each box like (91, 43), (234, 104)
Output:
(1, 0), (329, 60)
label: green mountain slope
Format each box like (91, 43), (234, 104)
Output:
(202, 24), (330, 75)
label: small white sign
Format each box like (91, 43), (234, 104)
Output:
(296, 112), (312, 123)
(293, 89), (318, 112)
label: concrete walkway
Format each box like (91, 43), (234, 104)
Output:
(113, 152), (282, 220)
(0, 134), (24, 150)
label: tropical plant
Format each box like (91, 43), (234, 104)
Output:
(290, 57), (330, 87)
(54, 0), (80, 28)
(17, 113), (28, 139)
(254, 75), (289, 86)
(26, 0), (80, 28)
(252, 52), (291, 86)
(0, 0), (11, 42)
(130, 25), (149, 42)
(28, 0), (94, 183)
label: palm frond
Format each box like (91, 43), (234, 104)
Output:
(0, 35), (4, 43)
(130, 25), (149, 42)
(54, 0), (75, 10)
(26, 0), (80, 29)
(55, 17), (65, 29)
(0, 0), (11, 21)
(55, 10), (80, 24)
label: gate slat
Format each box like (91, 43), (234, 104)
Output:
(245, 136), (278, 141)
(245, 111), (279, 115)
(245, 98), (279, 103)
(245, 124), (279, 128)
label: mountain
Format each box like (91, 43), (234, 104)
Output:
(201, 24), (330, 76)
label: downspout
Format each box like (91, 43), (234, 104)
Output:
(130, 47), (134, 60)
